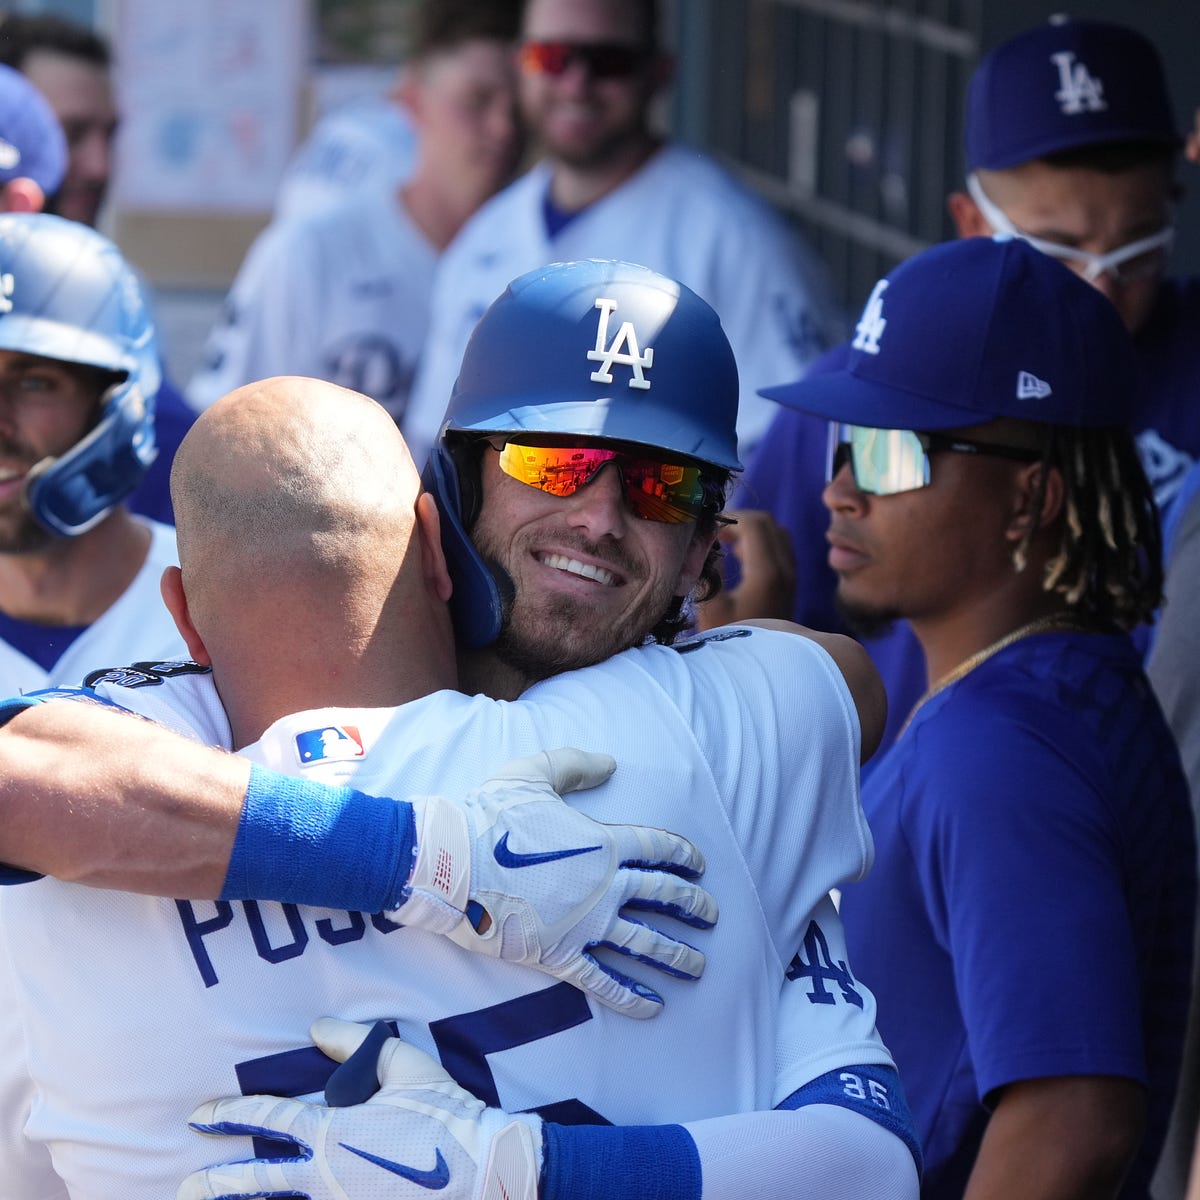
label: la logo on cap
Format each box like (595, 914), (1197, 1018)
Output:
(851, 279), (888, 355)
(588, 296), (654, 390)
(1051, 50), (1106, 115)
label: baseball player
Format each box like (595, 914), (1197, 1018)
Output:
(401, 0), (842, 467)
(0, 212), (183, 695)
(0, 210), (186, 1199)
(742, 16), (1196, 753)
(761, 235), (1195, 1198)
(186, 0), (524, 425)
(0, 266), (916, 1198)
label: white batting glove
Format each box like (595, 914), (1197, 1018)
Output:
(179, 1018), (540, 1200)
(401, 749), (717, 1019)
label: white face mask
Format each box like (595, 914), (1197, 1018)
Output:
(967, 172), (1174, 285)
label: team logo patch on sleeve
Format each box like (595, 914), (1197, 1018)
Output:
(294, 725), (366, 765)
(672, 627), (754, 654)
(83, 660), (210, 689)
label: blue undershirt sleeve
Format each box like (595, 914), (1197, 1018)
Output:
(540, 1123), (701, 1200)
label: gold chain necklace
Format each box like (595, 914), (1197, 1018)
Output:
(898, 612), (1086, 738)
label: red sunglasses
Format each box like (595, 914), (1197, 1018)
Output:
(519, 40), (652, 80)
(492, 440), (716, 524)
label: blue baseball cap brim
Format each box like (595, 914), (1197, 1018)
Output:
(760, 236), (1137, 432)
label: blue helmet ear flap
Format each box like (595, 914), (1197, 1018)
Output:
(421, 443), (504, 651)
(25, 378), (157, 537)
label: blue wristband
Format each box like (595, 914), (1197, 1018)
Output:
(541, 1122), (701, 1200)
(221, 764), (417, 913)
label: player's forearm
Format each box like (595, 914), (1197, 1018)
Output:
(541, 1105), (918, 1200)
(963, 1076), (1144, 1200)
(0, 701), (248, 897)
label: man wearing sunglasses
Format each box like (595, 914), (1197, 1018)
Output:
(0, 263), (919, 1199)
(402, 0), (841, 469)
(946, 17), (1195, 511)
(762, 233), (1196, 1200)
(738, 14), (1195, 758)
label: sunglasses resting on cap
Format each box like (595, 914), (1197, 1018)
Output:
(828, 424), (1040, 496)
(489, 437), (717, 523)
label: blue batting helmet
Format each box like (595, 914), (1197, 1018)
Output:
(423, 258), (742, 648)
(0, 213), (159, 536)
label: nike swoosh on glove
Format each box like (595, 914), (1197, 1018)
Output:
(179, 1018), (540, 1200)
(400, 748), (719, 1019)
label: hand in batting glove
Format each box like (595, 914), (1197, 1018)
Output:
(401, 748), (717, 1019)
(179, 1018), (541, 1200)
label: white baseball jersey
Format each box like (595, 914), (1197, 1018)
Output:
(0, 519), (184, 697)
(0, 627), (891, 1199)
(0, 517), (185, 1199)
(186, 191), (436, 426)
(403, 145), (844, 466)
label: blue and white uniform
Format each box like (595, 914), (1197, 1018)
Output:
(0, 627), (908, 1198)
(0, 519), (182, 696)
(186, 191), (436, 427)
(403, 145), (843, 467)
(840, 630), (1196, 1199)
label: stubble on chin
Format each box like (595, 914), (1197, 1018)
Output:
(834, 593), (898, 641)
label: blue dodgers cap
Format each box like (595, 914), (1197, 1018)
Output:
(0, 64), (66, 194)
(965, 18), (1180, 170)
(759, 236), (1136, 432)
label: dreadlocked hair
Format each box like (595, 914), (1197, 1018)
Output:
(1012, 424), (1162, 631)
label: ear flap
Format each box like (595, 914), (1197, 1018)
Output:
(421, 446), (505, 651)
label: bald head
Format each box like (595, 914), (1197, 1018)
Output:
(167, 377), (455, 745)
(172, 376), (420, 578)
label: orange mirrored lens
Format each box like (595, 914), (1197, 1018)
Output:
(496, 442), (707, 523)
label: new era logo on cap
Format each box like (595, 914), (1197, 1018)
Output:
(1017, 371), (1052, 400)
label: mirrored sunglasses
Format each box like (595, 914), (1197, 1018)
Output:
(967, 173), (1174, 286)
(827, 424), (1041, 496)
(519, 40), (651, 80)
(493, 440), (713, 523)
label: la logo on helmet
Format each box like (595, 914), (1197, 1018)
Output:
(587, 297), (654, 390)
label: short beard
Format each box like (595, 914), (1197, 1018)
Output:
(835, 594), (898, 641)
(0, 511), (57, 556)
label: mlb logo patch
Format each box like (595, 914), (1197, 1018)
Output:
(294, 725), (366, 765)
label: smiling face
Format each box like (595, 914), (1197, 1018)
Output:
(469, 435), (712, 685)
(518, 0), (664, 172)
(0, 349), (105, 553)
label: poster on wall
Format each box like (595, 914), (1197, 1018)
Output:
(111, 0), (306, 212)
